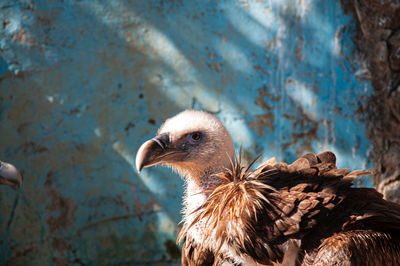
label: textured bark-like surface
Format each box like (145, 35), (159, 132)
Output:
(341, 0), (400, 203)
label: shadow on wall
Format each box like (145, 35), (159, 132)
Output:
(0, 0), (371, 265)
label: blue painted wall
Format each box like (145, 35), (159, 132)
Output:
(0, 0), (371, 265)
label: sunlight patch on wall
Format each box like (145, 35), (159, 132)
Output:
(245, 3), (277, 29)
(46, 96), (54, 103)
(156, 211), (176, 236)
(332, 27), (343, 57)
(217, 43), (251, 74)
(94, 127), (102, 137)
(222, 114), (254, 150)
(144, 25), (197, 80)
(223, 2), (275, 48)
(112, 141), (166, 195)
(285, 79), (316, 118)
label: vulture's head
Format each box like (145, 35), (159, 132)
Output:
(0, 161), (22, 188)
(136, 110), (235, 185)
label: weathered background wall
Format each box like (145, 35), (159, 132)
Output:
(0, 0), (372, 265)
(340, 0), (400, 203)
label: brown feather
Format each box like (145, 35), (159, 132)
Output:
(305, 230), (400, 266)
(178, 151), (400, 265)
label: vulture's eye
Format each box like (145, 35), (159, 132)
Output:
(188, 132), (203, 143)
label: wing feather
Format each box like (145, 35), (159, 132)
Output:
(179, 151), (400, 265)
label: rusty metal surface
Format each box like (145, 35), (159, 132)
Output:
(0, 0), (371, 265)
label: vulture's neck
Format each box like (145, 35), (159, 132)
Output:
(183, 166), (229, 215)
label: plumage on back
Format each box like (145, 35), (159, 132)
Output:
(136, 110), (400, 265)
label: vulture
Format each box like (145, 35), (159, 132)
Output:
(136, 110), (400, 265)
(0, 160), (22, 188)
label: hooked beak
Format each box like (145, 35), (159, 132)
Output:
(0, 161), (22, 188)
(136, 133), (174, 173)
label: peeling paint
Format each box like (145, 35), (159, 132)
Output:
(45, 171), (78, 234)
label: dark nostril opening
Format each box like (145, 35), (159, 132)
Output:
(153, 133), (170, 150)
(153, 138), (165, 149)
